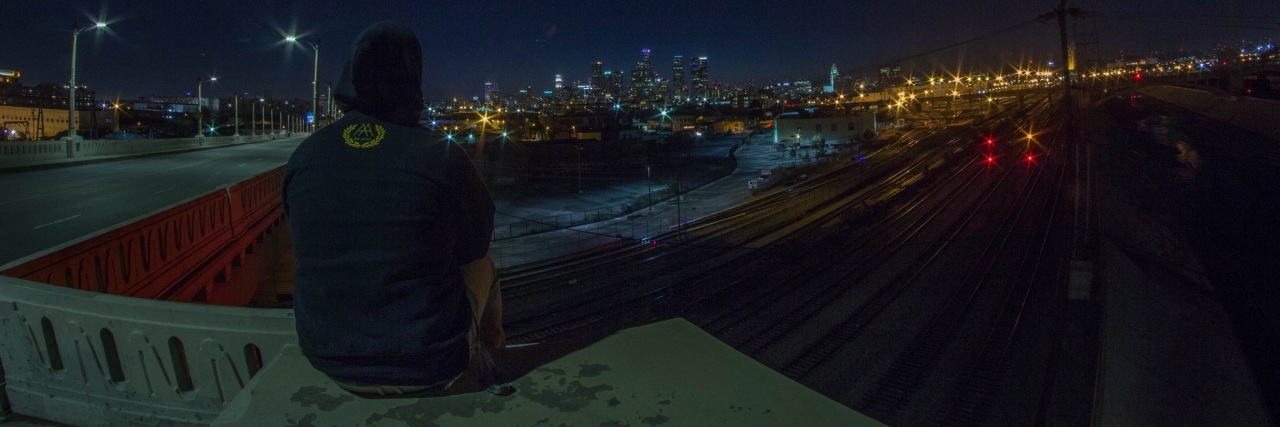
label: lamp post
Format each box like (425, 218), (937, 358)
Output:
(110, 101), (122, 133)
(647, 164), (653, 212)
(286, 36), (320, 132)
(68, 21), (107, 140)
(196, 76), (217, 137)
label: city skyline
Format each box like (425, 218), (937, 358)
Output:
(2, 0), (1276, 101)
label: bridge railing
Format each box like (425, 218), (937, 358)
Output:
(0, 133), (298, 169)
(0, 140), (65, 164)
(0, 274), (297, 426)
(0, 167), (285, 306)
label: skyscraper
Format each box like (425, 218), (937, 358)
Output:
(484, 81), (496, 102)
(671, 55), (686, 102)
(631, 49), (656, 102)
(591, 61), (604, 90)
(825, 64), (839, 93)
(610, 70), (625, 98)
(690, 56), (709, 102)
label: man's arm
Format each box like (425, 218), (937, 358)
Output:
(460, 252), (496, 320)
(461, 251), (505, 350)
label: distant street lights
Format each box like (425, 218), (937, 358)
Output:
(67, 21), (107, 140)
(196, 76), (217, 137)
(285, 36), (320, 132)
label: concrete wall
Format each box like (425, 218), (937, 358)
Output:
(0, 105), (92, 140)
(1138, 85), (1280, 141)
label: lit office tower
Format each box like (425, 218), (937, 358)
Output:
(671, 55), (686, 102)
(555, 74), (564, 89)
(825, 64), (838, 93)
(690, 56), (709, 102)
(601, 71), (614, 97)
(484, 81), (495, 102)
(610, 70), (626, 97)
(591, 61), (604, 90)
(630, 49), (656, 102)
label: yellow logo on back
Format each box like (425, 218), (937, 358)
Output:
(342, 123), (386, 148)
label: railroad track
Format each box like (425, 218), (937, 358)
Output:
(498, 124), (971, 342)
(856, 116), (1068, 424)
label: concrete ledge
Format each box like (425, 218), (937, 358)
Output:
(213, 318), (880, 426)
(1096, 241), (1270, 426)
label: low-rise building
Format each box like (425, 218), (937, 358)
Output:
(772, 111), (876, 146)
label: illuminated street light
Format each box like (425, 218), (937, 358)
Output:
(67, 21), (108, 140)
(286, 35), (321, 132)
(196, 76), (217, 137)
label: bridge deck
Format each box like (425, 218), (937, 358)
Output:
(212, 318), (880, 426)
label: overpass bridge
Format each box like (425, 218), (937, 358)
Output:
(0, 133), (878, 425)
(1, 81), (1273, 425)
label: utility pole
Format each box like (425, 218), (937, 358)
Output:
(1041, 1), (1093, 256)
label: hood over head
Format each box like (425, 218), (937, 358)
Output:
(334, 22), (424, 127)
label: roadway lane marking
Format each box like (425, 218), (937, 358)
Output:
(34, 214), (81, 229)
(154, 186), (176, 194)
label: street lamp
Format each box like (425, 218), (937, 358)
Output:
(110, 101), (122, 133)
(196, 76), (217, 137)
(286, 36), (320, 132)
(67, 21), (107, 140)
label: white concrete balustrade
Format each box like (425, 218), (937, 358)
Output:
(0, 134), (294, 168)
(0, 275), (297, 426)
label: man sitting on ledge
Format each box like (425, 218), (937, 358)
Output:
(282, 21), (505, 397)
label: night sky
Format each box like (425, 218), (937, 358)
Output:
(3, 1), (1276, 101)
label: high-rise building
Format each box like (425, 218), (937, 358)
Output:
(630, 49), (656, 102)
(554, 74), (564, 90)
(671, 55), (686, 102)
(825, 64), (839, 93)
(609, 70), (626, 98)
(690, 56), (709, 102)
(629, 66), (645, 101)
(590, 61), (604, 90)
(484, 81), (496, 102)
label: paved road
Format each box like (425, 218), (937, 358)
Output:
(0, 139), (304, 266)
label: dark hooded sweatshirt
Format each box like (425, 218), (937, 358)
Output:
(283, 22), (494, 387)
